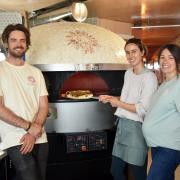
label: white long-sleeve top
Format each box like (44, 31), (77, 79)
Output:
(115, 68), (158, 123)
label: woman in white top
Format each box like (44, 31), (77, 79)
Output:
(99, 38), (158, 180)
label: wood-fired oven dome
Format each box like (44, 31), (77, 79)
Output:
(26, 22), (129, 65)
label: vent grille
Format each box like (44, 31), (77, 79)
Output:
(0, 12), (22, 34)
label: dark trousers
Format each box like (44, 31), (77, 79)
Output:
(147, 147), (180, 180)
(7, 143), (48, 180)
(111, 155), (147, 180)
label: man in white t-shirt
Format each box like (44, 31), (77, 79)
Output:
(0, 24), (48, 180)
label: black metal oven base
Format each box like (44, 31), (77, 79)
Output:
(46, 157), (113, 180)
(46, 129), (116, 180)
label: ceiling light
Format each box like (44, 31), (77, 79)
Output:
(141, 3), (146, 16)
(71, 2), (88, 22)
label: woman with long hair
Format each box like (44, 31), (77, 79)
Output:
(99, 38), (158, 180)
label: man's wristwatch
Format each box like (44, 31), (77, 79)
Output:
(26, 122), (31, 131)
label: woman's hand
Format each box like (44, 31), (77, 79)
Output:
(99, 95), (113, 103)
(108, 97), (121, 107)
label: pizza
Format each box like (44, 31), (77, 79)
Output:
(65, 90), (93, 99)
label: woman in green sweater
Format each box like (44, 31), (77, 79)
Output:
(142, 44), (180, 180)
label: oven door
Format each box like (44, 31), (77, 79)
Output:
(45, 100), (116, 133)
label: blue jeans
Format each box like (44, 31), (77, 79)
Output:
(111, 155), (147, 180)
(7, 143), (48, 180)
(147, 147), (180, 180)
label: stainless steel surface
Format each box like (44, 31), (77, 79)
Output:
(47, 106), (57, 120)
(91, 96), (99, 100)
(29, 2), (88, 27)
(29, 11), (72, 27)
(28, 0), (76, 19)
(34, 63), (129, 71)
(45, 101), (116, 133)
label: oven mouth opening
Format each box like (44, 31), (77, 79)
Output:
(60, 72), (110, 99)
(43, 70), (125, 102)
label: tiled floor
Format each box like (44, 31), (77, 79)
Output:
(147, 150), (180, 180)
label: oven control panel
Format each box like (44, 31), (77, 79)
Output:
(66, 131), (107, 153)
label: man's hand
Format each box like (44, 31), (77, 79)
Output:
(28, 122), (43, 138)
(27, 95), (48, 138)
(20, 133), (36, 154)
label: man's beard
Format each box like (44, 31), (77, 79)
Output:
(8, 47), (26, 58)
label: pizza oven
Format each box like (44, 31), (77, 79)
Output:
(38, 64), (125, 133)
(25, 22), (129, 180)
(26, 21), (129, 133)
(35, 64), (126, 180)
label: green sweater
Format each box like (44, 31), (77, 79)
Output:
(142, 76), (180, 150)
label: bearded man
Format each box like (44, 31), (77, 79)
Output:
(0, 24), (48, 180)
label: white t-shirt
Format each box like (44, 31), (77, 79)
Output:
(0, 60), (48, 150)
(115, 68), (158, 123)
